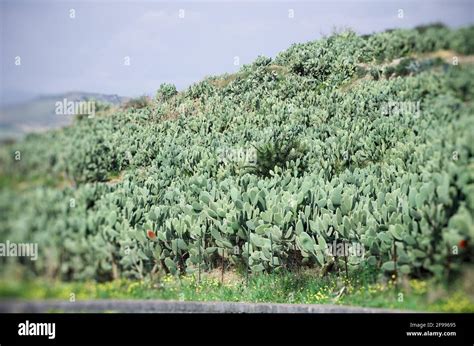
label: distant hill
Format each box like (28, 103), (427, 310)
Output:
(0, 92), (128, 140)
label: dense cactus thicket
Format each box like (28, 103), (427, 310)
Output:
(0, 25), (473, 281)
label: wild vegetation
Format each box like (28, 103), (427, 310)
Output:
(0, 25), (473, 302)
(1, 270), (473, 312)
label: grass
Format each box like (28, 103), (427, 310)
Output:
(1, 269), (473, 312)
(0, 172), (71, 190)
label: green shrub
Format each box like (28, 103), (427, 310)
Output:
(124, 95), (150, 109)
(156, 83), (178, 102)
(247, 131), (307, 177)
(1, 25), (473, 282)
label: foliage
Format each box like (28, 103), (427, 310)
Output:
(123, 96), (151, 110)
(246, 128), (307, 177)
(0, 271), (473, 312)
(0, 25), (473, 284)
(156, 83), (178, 103)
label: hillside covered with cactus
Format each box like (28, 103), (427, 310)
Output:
(1, 24), (473, 284)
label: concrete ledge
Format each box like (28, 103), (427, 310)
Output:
(0, 299), (417, 313)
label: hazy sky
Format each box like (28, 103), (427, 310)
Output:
(1, 0), (473, 103)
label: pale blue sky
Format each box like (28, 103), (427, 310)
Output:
(1, 0), (473, 104)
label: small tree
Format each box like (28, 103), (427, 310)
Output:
(156, 83), (178, 102)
